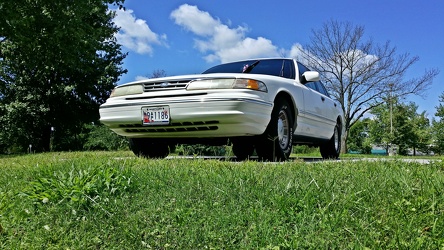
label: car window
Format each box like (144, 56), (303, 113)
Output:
(203, 59), (295, 79)
(305, 82), (317, 91)
(282, 60), (296, 79)
(315, 81), (330, 97)
(297, 62), (332, 98)
(297, 62), (317, 92)
(296, 62), (309, 80)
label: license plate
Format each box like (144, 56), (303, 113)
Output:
(142, 106), (170, 125)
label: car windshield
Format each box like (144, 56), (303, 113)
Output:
(202, 59), (295, 79)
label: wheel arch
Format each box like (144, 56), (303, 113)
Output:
(336, 115), (344, 136)
(274, 91), (298, 131)
(336, 115), (343, 129)
(337, 114), (346, 145)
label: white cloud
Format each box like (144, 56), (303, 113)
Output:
(114, 9), (167, 55)
(288, 43), (305, 61)
(170, 4), (279, 63)
(170, 4), (219, 36)
(214, 37), (280, 63)
(135, 75), (149, 81)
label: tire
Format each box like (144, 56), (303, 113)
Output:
(320, 122), (341, 159)
(129, 138), (170, 159)
(232, 138), (255, 161)
(256, 99), (293, 161)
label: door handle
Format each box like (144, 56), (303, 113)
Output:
(321, 97), (325, 102)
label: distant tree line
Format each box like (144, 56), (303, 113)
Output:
(348, 93), (444, 155)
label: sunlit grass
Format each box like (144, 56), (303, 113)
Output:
(1, 152), (443, 249)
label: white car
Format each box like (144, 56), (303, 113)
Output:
(100, 58), (344, 161)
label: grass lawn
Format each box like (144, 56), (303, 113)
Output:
(0, 151), (443, 249)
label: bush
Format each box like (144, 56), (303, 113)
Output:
(83, 124), (128, 151)
(175, 144), (227, 156)
(22, 163), (133, 210)
(292, 145), (318, 154)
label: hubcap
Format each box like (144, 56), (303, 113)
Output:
(277, 110), (289, 149)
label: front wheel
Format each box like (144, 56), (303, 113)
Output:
(256, 99), (293, 161)
(320, 123), (341, 159)
(129, 138), (170, 159)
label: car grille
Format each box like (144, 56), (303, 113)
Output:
(120, 120), (219, 133)
(143, 80), (190, 92)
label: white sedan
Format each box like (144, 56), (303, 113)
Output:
(99, 58), (344, 161)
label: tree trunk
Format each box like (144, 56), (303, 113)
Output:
(40, 125), (52, 152)
(341, 127), (348, 154)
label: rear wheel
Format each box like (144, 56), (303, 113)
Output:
(320, 122), (341, 159)
(129, 138), (170, 159)
(256, 99), (293, 161)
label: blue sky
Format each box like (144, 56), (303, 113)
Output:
(112, 0), (443, 118)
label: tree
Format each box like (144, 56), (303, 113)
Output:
(347, 118), (372, 154)
(297, 20), (439, 153)
(431, 92), (444, 155)
(368, 100), (395, 153)
(397, 103), (431, 155)
(83, 124), (128, 151)
(368, 100), (431, 156)
(0, 0), (127, 152)
(150, 69), (167, 79)
(408, 109), (431, 155)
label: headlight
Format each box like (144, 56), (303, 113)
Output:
(110, 84), (144, 97)
(187, 78), (267, 92)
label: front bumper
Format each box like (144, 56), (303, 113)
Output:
(99, 96), (273, 138)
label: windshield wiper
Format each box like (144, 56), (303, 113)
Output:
(242, 60), (260, 73)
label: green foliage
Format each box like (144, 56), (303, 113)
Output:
(0, 0), (127, 152)
(369, 99), (431, 155)
(83, 124), (128, 151)
(22, 163), (133, 210)
(0, 123), (128, 153)
(432, 120), (444, 155)
(432, 92), (444, 155)
(292, 145), (319, 155)
(176, 144), (227, 156)
(410, 109), (432, 155)
(347, 118), (372, 154)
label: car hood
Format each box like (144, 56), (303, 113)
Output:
(116, 73), (270, 87)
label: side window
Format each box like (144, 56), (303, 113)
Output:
(315, 81), (330, 97)
(305, 82), (318, 91)
(297, 62), (331, 97)
(297, 62), (318, 91)
(296, 62), (309, 80)
(282, 60), (296, 79)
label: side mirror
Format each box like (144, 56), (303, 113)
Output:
(301, 71), (320, 84)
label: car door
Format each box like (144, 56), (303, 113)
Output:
(314, 81), (339, 135)
(295, 62), (334, 139)
(301, 81), (332, 139)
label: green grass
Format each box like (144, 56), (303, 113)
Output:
(1, 152), (443, 249)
